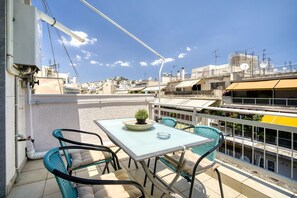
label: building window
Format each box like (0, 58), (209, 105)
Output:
(267, 160), (275, 172)
(211, 82), (225, 89)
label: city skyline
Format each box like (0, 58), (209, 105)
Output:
(33, 0), (297, 82)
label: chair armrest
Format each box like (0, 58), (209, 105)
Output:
(61, 128), (104, 145)
(53, 167), (145, 198)
(181, 125), (195, 131)
(155, 117), (162, 122)
(192, 132), (224, 175)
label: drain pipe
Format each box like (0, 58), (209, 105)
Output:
(14, 77), (21, 182)
(6, 0), (19, 75)
(26, 81), (47, 159)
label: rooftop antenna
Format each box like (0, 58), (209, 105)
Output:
(81, 0), (166, 116)
(212, 49), (219, 65)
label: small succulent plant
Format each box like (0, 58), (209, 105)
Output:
(135, 109), (148, 120)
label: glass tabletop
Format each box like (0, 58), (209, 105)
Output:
(95, 118), (213, 161)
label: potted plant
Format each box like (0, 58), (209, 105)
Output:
(135, 109), (148, 124)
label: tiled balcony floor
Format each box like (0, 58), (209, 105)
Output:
(7, 147), (248, 198)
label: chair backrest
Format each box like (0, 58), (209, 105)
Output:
(52, 129), (73, 168)
(161, 117), (177, 128)
(191, 125), (223, 161)
(43, 148), (77, 198)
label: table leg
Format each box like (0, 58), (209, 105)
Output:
(139, 161), (172, 196)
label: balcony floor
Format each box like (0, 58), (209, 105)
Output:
(7, 147), (250, 198)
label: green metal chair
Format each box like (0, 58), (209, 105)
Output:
(52, 128), (113, 174)
(43, 146), (145, 198)
(158, 125), (225, 198)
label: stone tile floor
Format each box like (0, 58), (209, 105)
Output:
(7, 147), (246, 198)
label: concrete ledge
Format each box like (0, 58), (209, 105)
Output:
(206, 160), (295, 198)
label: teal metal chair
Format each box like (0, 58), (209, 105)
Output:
(43, 146), (145, 198)
(143, 117), (178, 194)
(156, 117), (177, 128)
(52, 129), (113, 174)
(129, 117), (178, 169)
(158, 125), (225, 198)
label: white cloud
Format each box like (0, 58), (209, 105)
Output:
(178, 53), (187, 59)
(186, 47), (191, 51)
(151, 58), (175, 66)
(114, 60), (131, 67)
(90, 60), (99, 65)
(70, 63), (77, 67)
(81, 50), (93, 60)
(58, 31), (97, 48)
(140, 61), (148, 67)
(165, 58), (175, 63)
(76, 55), (81, 61)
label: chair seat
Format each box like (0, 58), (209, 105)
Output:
(77, 169), (142, 198)
(71, 149), (112, 170)
(162, 150), (217, 177)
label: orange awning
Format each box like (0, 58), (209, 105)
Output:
(226, 80), (279, 91)
(225, 83), (238, 90)
(274, 79), (297, 89)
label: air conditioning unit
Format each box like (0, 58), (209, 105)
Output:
(13, 2), (42, 69)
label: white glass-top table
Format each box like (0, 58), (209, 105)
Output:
(95, 118), (213, 195)
(95, 118), (212, 161)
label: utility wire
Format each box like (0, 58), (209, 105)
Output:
(43, 0), (79, 80)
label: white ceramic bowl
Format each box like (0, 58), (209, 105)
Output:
(123, 119), (155, 131)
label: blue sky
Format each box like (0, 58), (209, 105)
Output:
(33, 0), (297, 82)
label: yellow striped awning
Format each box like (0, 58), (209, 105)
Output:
(274, 79), (297, 89)
(261, 115), (297, 128)
(226, 80), (279, 91)
(225, 83), (238, 90)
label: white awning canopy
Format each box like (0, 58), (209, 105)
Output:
(143, 86), (166, 92)
(175, 79), (201, 88)
(129, 87), (145, 91)
(154, 98), (216, 111)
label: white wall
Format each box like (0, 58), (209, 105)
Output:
(5, 75), (27, 191)
(26, 94), (155, 152)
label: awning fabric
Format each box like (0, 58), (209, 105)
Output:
(175, 79), (201, 88)
(226, 80), (279, 90)
(143, 86), (166, 92)
(129, 87), (145, 91)
(274, 79), (297, 89)
(155, 98), (216, 111)
(181, 99), (216, 110)
(261, 115), (297, 128)
(225, 83), (238, 90)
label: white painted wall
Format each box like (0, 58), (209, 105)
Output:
(5, 75), (27, 190)
(26, 94), (154, 152)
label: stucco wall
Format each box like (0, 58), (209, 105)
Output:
(26, 94), (154, 152)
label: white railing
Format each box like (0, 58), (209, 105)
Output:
(149, 102), (297, 181)
(231, 97), (297, 107)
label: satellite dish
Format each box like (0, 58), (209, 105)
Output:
(260, 61), (268, 68)
(273, 68), (278, 72)
(240, 63), (250, 71)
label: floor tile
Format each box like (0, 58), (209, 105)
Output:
(14, 169), (48, 187)
(43, 178), (60, 196)
(7, 180), (46, 198)
(23, 159), (45, 172)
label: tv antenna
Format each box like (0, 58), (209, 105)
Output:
(212, 49), (219, 65)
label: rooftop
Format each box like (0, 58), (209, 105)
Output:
(7, 147), (296, 198)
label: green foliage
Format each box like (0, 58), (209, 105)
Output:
(135, 109), (148, 120)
